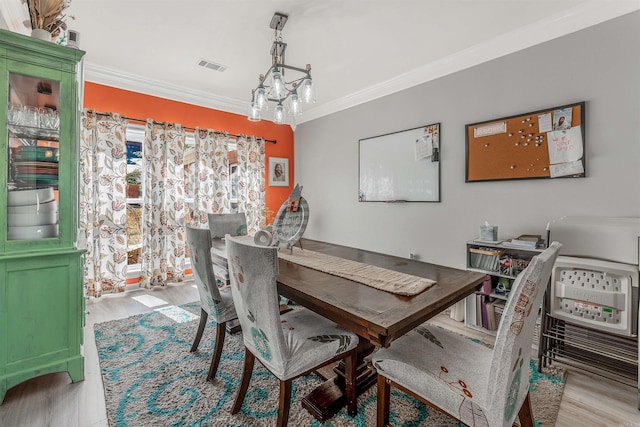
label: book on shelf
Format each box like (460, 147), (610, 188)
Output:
(476, 297), (506, 331)
(516, 234), (542, 242)
(503, 234), (545, 249)
(493, 300), (506, 329)
(481, 299), (490, 330)
(473, 238), (505, 245)
(485, 301), (496, 330)
(504, 239), (537, 248)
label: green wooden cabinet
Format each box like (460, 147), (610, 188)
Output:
(0, 29), (85, 404)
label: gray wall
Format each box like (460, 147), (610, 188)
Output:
(294, 12), (640, 270)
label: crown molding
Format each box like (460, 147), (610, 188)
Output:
(84, 62), (248, 116)
(76, 1), (639, 125)
(298, 0), (640, 123)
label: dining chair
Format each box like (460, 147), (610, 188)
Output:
(225, 235), (360, 427)
(207, 212), (248, 313)
(185, 225), (238, 381)
(373, 241), (561, 427)
(208, 212), (247, 239)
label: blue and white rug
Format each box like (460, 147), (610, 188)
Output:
(94, 303), (566, 426)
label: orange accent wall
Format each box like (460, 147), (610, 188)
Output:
(83, 82), (294, 221)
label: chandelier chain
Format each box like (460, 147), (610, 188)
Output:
(273, 28), (284, 65)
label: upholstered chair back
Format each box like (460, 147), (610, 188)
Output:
(226, 236), (290, 376)
(208, 212), (247, 239)
(186, 226), (235, 322)
(486, 241), (561, 425)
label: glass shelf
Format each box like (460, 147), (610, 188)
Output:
(8, 124), (59, 142)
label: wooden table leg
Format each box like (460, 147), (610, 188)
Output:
(301, 340), (377, 421)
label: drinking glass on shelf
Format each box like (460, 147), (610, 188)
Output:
(50, 109), (60, 129)
(7, 104), (20, 125)
(40, 107), (52, 128)
(23, 106), (39, 127)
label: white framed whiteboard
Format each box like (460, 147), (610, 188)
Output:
(359, 124), (440, 202)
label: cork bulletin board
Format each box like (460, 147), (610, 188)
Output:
(465, 102), (585, 182)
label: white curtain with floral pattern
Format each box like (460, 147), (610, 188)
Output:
(139, 120), (186, 288)
(79, 111), (128, 296)
(190, 129), (231, 227)
(236, 135), (266, 234)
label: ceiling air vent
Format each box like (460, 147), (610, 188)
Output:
(198, 58), (227, 72)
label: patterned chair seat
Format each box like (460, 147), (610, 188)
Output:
(269, 307), (358, 380)
(373, 242), (561, 427)
(374, 324), (495, 423)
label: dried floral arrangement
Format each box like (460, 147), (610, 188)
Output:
(22, 0), (73, 37)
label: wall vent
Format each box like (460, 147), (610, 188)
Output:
(198, 58), (227, 72)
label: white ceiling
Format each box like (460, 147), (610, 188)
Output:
(2, 1), (639, 124)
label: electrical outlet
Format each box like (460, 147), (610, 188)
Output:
(409, 252), (419, 260)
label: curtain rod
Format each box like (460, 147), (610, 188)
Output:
(89, 110), (277, 144)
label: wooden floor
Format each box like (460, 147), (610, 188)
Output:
(0, 280), (638, 426)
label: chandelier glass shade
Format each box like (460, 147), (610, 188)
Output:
(248, 13), (315, 125)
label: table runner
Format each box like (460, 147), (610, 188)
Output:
(278, 246), (435, 296)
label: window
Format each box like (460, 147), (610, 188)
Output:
(125, 125), (144, 267)
(125, 125), (236, 272)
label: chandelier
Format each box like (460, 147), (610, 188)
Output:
(248, 12), (315, 125)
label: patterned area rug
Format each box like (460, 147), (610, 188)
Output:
(95, 303), (566, 426)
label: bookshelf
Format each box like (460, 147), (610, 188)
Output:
(464, 239), (544, 335)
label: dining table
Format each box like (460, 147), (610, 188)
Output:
(211, 237), (485, 421)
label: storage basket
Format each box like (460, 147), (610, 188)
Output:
(469, 247), (504, 272)
(499, 256), (530, 277)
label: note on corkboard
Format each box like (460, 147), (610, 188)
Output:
(465, 102), (585, 182)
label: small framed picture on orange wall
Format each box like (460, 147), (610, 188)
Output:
(268, 157), (289, 187)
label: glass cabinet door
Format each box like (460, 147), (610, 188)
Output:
(7, 73), (61, 240)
